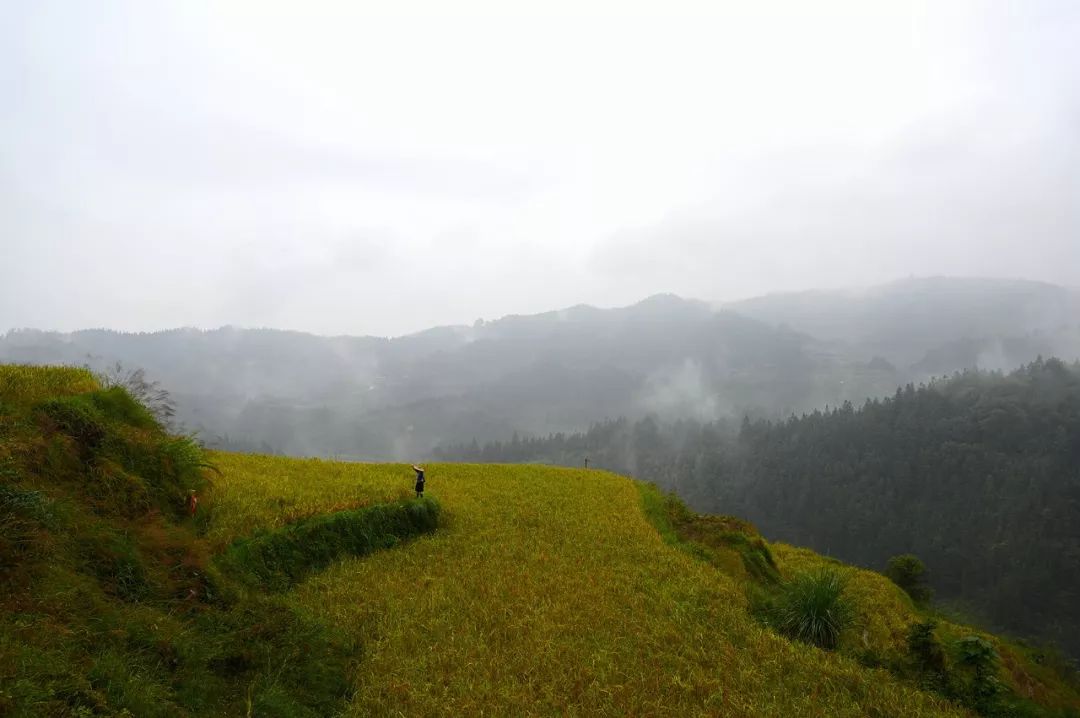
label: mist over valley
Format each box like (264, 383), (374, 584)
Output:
(5, 277), (1078, 461)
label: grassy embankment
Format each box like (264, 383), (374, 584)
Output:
(0, 365), (437, 716)
(641, 486), (1080, 717)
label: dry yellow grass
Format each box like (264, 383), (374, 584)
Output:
(210, 455), (964, 717)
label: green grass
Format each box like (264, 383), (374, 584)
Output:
(641, 484), (780, 584)
(222, 496), (440, 590)
(0, 365), (382, 716)
(772, 569), (856, 650)
(641, 485), (1080, 717)
(771, 545), (1080, 717)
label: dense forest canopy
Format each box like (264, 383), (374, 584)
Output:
(437, 359), (1080, 658)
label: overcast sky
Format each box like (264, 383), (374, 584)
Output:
(2, 0), (1078, 336)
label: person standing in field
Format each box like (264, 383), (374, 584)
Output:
(186, 489), (199, 517)
(412, 465), (425, 498)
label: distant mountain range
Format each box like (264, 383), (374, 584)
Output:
(3, 277), (1079, 459)
(726, 276), (1080, 369)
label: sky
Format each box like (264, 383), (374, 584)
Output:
(2, 0), (1079, 336)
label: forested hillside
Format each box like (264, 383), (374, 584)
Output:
(0, 296), (897, 458)
(438, 358), (1080, 658)
(4, 279), (1078, 460)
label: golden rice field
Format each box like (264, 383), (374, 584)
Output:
(0, 364), (98, 406)
(208, 453), (963, 717)
(205, 452), (409, 547)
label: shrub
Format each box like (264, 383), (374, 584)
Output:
(907, 620), (950, 692)
(774, 569), (855, 650)
(885, 554), (932, 605)
(954, 635), (1003, 714)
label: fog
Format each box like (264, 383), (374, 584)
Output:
(2, 0), (1079, 336)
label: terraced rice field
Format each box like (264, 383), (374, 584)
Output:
(208, 454), (961, 717)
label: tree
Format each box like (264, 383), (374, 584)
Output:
(886, 554), (931, 605)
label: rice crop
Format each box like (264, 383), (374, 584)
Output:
(0, 364), (98, 406)
(204, 452), (411, 547)
(209, 455), (963, 717)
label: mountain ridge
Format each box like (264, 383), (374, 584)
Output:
(3, 277), (1079, 459)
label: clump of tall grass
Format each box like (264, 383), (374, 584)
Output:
(97, 362), (176, 428)
(773, 568), (855, 650)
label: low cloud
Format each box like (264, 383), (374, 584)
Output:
(590, 121), (1080, 301)
(3, 1), (1080, 335)
(636, 359), (727, 422)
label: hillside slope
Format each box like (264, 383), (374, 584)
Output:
(442, 359), (1080, 661)
(0, 366), (437, 716)
(211, 453), (1080, 717)
(3, 365), (1078, 716)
